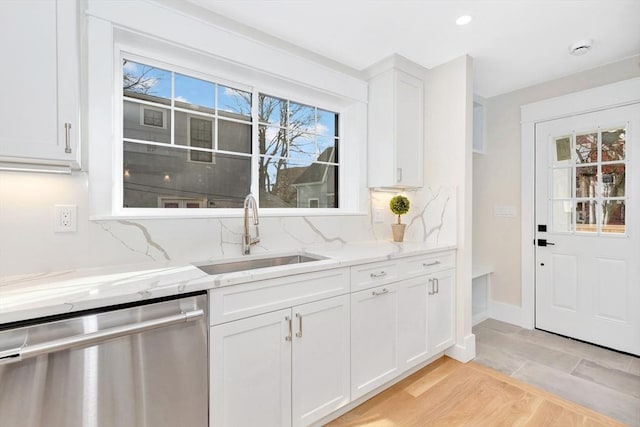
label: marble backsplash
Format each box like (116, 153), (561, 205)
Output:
(0, 171), (456, 276)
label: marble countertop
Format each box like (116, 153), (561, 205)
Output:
(0, 241), (455, 325)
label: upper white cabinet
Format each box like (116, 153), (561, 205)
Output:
(0, 0), (80, 169)
(367, 67), (424, 188)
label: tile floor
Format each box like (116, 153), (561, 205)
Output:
(473, 319), (640, 426)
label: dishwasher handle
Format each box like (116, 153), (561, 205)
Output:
(0, 308), (204, 366)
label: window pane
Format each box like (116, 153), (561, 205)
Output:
(259, 125), (287, 157)
(175, 73), (215, 113)
(123, 142), (250, 208)
(553, 136), (572, 165)
(551, 200), (572, 232)
(602, 127), (625, 161)
(288, 132), (316, 163)
(601, 163), (625, 197)
(219, 119), (251, 154)
(258, 157), (337, 208)
(575, 200), (597, 233)
(174, 112), (214, 149)
(602, 200), (625, 234)
(317, 109), (338, 137)
(259, 94), (286, 125)
(218, 85), (251, 121)
(123, 61), (171, 105)
(189, 117), (214, 163)
(575, 132), (597, 164)
(289, 102), (315, 134)
(552, 168), (572, 199)
(123, 101), (171, 144)
(317, 136), (337, 160)
(576, 166), (597, 198)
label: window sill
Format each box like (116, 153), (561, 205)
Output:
(90, 208), (368, 221)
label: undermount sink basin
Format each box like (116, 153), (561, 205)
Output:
(196, 254), (325, 275)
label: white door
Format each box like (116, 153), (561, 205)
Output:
(535, 103), (640, 355)
(210, 309), (292, 427)
(291, 296), (350, 427)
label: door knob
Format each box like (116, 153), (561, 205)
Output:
(537, 239), (555, 247)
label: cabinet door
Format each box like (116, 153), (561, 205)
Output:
(210, 309), (292, 427)
(394, 70), (424, 187)
(398, 276), (429, 370)
(292, 295), (350, 427)
(428, 269), (456, 354)
(350, 283), (400, 400)
(0, 0), (79, 166)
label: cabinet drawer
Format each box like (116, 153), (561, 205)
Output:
(209, 268), (349, 325)
(350, 260), (399, 292)
(401, 251), (455, 277)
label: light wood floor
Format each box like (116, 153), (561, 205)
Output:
(326, 357), (625, 427)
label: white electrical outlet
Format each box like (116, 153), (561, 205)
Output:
(373, 207), (384, 223)
(54, 205), (77, 232)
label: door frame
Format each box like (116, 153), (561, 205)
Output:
(520, 77), (640, 329)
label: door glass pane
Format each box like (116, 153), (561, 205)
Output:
(601, 163), (625, 197)
(175, 73), (215, 113)
(602, 200), (625, 234)
(553, 136), (572, 165)
(575, 132), (598, 164)
(576, 166), (597, 198)
(552, 200), (572, 232)
(601, 127), (625, 161)
(552, 168), (572, 198)
(575, 200), (597, 233)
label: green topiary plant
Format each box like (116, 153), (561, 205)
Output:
(389, 195), (410, 224)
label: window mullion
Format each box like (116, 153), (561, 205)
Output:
(170, 71), (175, 146)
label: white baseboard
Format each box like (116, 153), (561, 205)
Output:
(488, 299), (524, 328)
(445, 333), (476, 363)
(472, 310), (489, 326)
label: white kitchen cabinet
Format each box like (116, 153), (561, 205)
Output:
(0, 0), (80, 169)
(398, 276), (429, 368)
(367, 67), (424, 188)
(210, 295), (350, 427)
(350, 282), (400, 400)
(428, 269), (456, 354)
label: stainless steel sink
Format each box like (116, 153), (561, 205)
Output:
(196, 254), (325, 275)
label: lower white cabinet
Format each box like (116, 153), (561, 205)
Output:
(428, 269), (456, 354)
(210, 295), (350, 427)
(350, 276), (430, 400)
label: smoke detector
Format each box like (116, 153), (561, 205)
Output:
(569, 39), (593, 56)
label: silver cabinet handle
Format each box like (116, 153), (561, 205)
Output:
(370, 271), (387, 279)
(0, 309), (203, 366)
(372, 288), (389, 296)
(435, 278), (440, 294)
(423, 261), (441, 267)
(64, 122), (72, 154)
(295, 313), (303, 338)
(397, 167), (403, 183)
(428, 278), (435, 295)
(285, 315), (292, 341)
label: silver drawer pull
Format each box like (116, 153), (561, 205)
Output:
(285, 315), (292, 341)
(423, 261), (441, 267)
(428, 278), (435, 295)
(295, 313), (303, 338)
(370, 271), (387, 278)
(372, 288), (389, 296)
(64, 122), (72, 154)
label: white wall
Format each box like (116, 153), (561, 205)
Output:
(426, 55), (475, 361)
(473, 55), (640, 308)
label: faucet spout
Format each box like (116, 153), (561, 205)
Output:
(243, 194), (260, 255)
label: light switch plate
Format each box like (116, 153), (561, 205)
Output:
(373, 207), (384, 223)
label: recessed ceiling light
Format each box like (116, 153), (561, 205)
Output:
(456, 15), (472, 26)
(569, 39), (593, 56)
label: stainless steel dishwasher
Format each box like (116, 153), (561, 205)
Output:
(0, 291), (208, 427)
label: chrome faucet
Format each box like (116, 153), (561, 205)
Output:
(242, 194), (260, 255)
